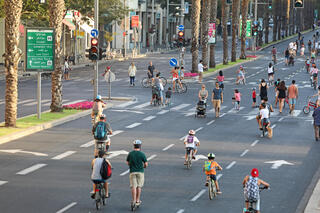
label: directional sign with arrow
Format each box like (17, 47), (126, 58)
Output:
(264, 160), (294, 169)
(0, 149), (48, 156)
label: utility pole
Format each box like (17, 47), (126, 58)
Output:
(180, 0), (184, 25)
(94, 0), (99, 99)
(124, 0), (127, 58)
(254, 0), (257, 52)
(151, 0), (155, 52)
(166, 0), (169, 48)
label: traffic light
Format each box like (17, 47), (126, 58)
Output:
(268, 0), (272, 9)
(294, 0), (303, 8)
(90, 38), (99, 61)
(252, 24), (258, 36)
(99, 48), (106, 60)
(178, 30), (184, 46)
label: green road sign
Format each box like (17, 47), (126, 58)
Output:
(239, 20), (252, 38)
(26, 28), (55, 71)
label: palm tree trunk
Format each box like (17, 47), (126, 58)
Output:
(201, 0), (211, 67)
(209, 0), (218, 68)
(191, 0), (201, 73)
(49, 0), (65, 112)
(264, 4), (270, 44)
(222, 0), (229, 65)
(4, 0), (23, 127)
(286, 0), (290, 36)
(240, 0), (249, 59)
(273, 2), (278, 42)
(231, 0), (240, 62)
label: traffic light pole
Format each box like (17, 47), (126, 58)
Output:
(94, 0), (99, 99)
(253, 0), (257, 53)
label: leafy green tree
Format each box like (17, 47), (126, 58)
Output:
(21, 0), (49, 26)
(0, 0), (4, 18)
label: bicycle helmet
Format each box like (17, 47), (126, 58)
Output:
(96, 95), (101, 100)
(100, 114), (106, 119)
(133, 139), (142, 145)
(251, 168), (259, 177)
(188, 129), (195, 135)
(207, 153), (215, 159)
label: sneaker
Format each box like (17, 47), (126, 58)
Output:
(91, 192), (95, 199)
(316, 137), (319, 141)
(205, 182), (209, 187)
(261, 134), (264, 138)
(192, 156), (196, 160)
(217, 190), (222, 194)
(184, 161), (187, 165)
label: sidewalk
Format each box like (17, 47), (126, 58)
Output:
(304, 177), (320, 213)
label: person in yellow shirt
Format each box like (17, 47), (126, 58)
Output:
(204, 153), (223, 194)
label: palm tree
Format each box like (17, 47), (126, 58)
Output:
(240, 0), (249, 59)
(49, 0), (65, 112)
(4, 0), (23, 127)
(231, 0), (240, 62)
(191, 0), (201, 72)
(201, 0), (211, 68)
(222, 0), (229, 64)
(209, 0), (217, 68)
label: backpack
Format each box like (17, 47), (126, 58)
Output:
(186, 135), (194, 144)
(245, 176), (259, 202)
(100, 158), (112, 180)
(204, 161), (213, 172)
(94, 122), (106, 140)
(92, 102), (99, 113)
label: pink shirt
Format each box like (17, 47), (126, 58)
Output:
(217, 76), (224, 82)
(235, 92), (241, 101)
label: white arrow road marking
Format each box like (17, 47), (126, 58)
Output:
(0, 149), (48, 156)
(157, 110), (169, 115)
(265, 160), (294, 169)
(110, 109), (145, 114)
(51, 151), (76, 160)
(16, 163), (47, 175)
(143, 115), (156, 121)
(226, 161), (236, 169)
(163, 144), (175, 151)
(107, 150), (128, 159)
(177, 209), (185, 213)
(56, 202), (77, 213)
(126, 123), (142, 128)
(0, 180), (8, 186)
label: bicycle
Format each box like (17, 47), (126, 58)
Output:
(303, 96), (317, 114)
(141, 75), (167, 88)
(94, 182), (106, 210)
(174, 79), (187, 94)
(208, 175), (217, 200)
(185, 147), (194, 169)
(243, 186), (269, 213)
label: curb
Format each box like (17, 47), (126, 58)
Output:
(0, 103), (113, 146)
(102, 97), (134, 101)
(304, 177), (320, 213)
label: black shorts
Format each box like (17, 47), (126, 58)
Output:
(92, 179), (106, 184)
(268, 73), (274, 77)
(313, 73), (318, 78)
(253, 98), (256, 103)
(209, 174), (217, 181)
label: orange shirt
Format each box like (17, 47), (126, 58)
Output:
(205, 161), (220, 175)
(288, 85), (298, 99)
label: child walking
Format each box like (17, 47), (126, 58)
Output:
(165, 87), (172, 106)
(234, 89), (241, 110)
(252, 88), (257, 108)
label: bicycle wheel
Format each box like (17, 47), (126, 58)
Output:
(160, 77), (167, 87)
(303, 106), (310, 114)
(141, 77), (150, 88)
(314, 81), (317, 90)
(212, 180), (217, 197)
(186, 155), (192, 169)
(102, 188), (106, 206)
(95, 193), (101, 210)
(208, 182), (213, 200)
(177, 82), (187, 94)
(181, 83), (187, 93)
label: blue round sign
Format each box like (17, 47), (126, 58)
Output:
(90, 29), (99, 37)
(178, 25), (184, 31)
(169, 58), (178, 67)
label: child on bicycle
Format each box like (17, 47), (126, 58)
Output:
(183, 130), (200, 163)
(204, 153), (222, 194)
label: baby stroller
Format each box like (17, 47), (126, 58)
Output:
(152, 86), (161, 106)
(195, 99), (207, 118)
(288, 55), (294, 66)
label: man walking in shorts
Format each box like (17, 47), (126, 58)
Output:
(287, 80), (299, 114)
(126, 140), (148, 207)
(212, 82), (223, 117)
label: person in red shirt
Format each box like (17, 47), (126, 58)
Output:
(252, 88), (257, 108)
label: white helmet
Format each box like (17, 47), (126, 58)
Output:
(189, 129), (195, 135)
(133, 139), (142, 145)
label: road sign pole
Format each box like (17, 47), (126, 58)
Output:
(108, 69), (111, 100)
(94, 0), (99, 99)
(37, 72), (42, 119)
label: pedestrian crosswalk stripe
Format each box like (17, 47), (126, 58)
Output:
(117, 101), (136, 108)
(132, 102), (150, 109)
(157, 110), (169, 115)
(227, 106), (245, 113)
(126, 122), (142, 128)
(248, 108), (259, 115)
(290, 110), (302, 117)
(171, 103), (190, 111)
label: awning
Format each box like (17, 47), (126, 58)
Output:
(63, 19), (75, 31)
(80, 23), (93, 35)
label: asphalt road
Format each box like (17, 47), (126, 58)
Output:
(0, 30), (320, 213)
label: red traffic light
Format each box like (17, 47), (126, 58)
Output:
(91, 38), (98, 46)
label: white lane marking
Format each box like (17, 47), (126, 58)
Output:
(163, 144), (175, 151)
(132, 102), (150, 109)
(206, 120), (215, 125)
(0, 180), (8, 186)
(190, 189), (206, 201)
(227, 106), (245, 113)
(51, 151), (76, 160)
(157, 110), (169, 115)
(126, 123), (142, 128)
(216, 174), (223, 180)
(251, 140), (259, 147)
(291, 110), (302, 117)
(110, 109), (145, 114)
(18, 99), (34, 105)
(278, 117), (284, 122)
(147, 154), (157, 161)
(120, 169), (130, 176)
(248, 108), (259, 115)
(171, 104), (191, 111)
(16, 163), (47, 175)
(220, 113), (226, 117)
(195, 127), (203, 132)
(226, 161), (236, 169)
(271, 124), (277, 129)
(56, 202), (77, 213)
(177, 209), (185, 213)
(117, 101), (136, 108)
(179, 135), (187, 140)
(110, 130), (124, 137)
(24, 99), (50, 106)
(220, 106), (227, 111)
(240, 149), (249, 157)
(80, 140), (94, 148)
(62, 100), (84, 105)
(143, 115), (156, 121)
(245, 115), (257, 120)
(185, 112), (195, 117)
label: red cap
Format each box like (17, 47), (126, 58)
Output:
(251, 168), (259, 177)
(107, 66), (111, 70)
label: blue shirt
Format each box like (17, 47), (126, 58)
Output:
(212, 88), (222, 100)
(313, 107), (320, 126)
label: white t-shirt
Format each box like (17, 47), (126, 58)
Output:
(289, 42), (294, 49)
(184, 135), (200, 148)
(311, 68), (318, 74)
(267, 66), (274, 74)
(198, 63), (204, 73)
(260, 108), (269, 119)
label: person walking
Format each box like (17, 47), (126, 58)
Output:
(211, 82), (223, 117)
(278, 81), (287, 114)
(234, 89), (241, 110)
(64, 59), (70, 80)
(252, 88), (257, 108)
(128, 62), (137, 86)
(198, 60), (206, 83)
(126, 140), (148, 208)
(287, 80), (299, 114)
(259, 79), (268, 101)
(147, 61), (155, 79)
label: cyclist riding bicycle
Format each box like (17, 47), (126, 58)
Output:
(183, 130), (200, 163)
(310, 64), (318, 86)
(91, 95), (106, 123)
(236, 66), (246, 85)
(171, 66), (183, 93)
(305, 58), (311, 73)
(271, 46), (277, 63)
(204, 153), (222, 194)
(243, 168), (270, 213)
(92, 114), (113, 156)
(257, 103), (273, 138)
(147, 61), (155, 79)
(91, 150), (112, 199)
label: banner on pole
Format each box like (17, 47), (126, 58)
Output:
(208, 23), (216, 44)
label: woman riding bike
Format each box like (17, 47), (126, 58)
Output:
(236, 66), (246, 85)
(91, 95), (106, 124)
